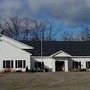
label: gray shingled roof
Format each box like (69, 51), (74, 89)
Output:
(21, 41), (90, 56)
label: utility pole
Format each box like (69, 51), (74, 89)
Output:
(41, 30), (43, 72)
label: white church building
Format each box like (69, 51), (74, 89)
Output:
(0, 34), (90, 72)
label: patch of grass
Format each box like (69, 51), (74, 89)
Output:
(0, 72), (90, 90)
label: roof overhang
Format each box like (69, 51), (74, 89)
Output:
(0, 34), (34, 49)
(50, 50), (71, 58)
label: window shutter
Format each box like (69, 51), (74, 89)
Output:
(11, 60), (13, 68)
(23, 60), (26, 68)
(35, 62), (38, 69)
(42, 62), (44, 69)
(15, 60), (17, 68)
(3, 61), (5, 68)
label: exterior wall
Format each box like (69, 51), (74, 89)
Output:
(65, 60), (68, 72)
(31, 56), (69, 72)
(1, 36), (90, 72)
(31, 56), (90, 72)
(31, 56), (55, 71)
(1, 35), (32, 49)
(72, 57), (90, 69)
(0, 40), (31, 72)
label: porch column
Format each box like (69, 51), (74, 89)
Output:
(65, 60), (68, 72)
(26, 55), (31, 70)
(51, 59), (55, 72)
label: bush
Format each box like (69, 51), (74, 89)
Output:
(30, 69), (44, 73)
(26, 69), (31, 72)
(44, 68), (49, 72)
(4, 68), (11, 73)
(26, 66), (28, 72)
(16, 70), (22, 72)
(80, 69), (86, 71)
(30, 69), (36, 73)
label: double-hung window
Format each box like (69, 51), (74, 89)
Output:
(3, 60), (13, 68)
(35, 62), (44, 69)
(15, 60), (26, 68)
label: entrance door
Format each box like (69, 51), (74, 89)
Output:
(55, 61), (64, 71)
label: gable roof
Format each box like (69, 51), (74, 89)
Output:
(0, 34), (33, 49)
(50, 50), (71, 57)
(21, 41), (90, 56)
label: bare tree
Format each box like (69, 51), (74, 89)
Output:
(22, 18), (31, 40)
(0, 17), (57, 41)
(78, 24), (90, 41)
(30, 20), (57, 41)
(45, 21), (57, 41)
(0, 17), (21, 39)
(61, 24), (90, 41)
(30, 20), (42, 41)
(62, 32), (75, 41)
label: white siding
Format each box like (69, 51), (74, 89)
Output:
(72, 57), (90, 69)
(1, 35), (33, 49)
(31, 57), (53, 69)
(65, 60), (68, 72)
(0, 40), (31, 71)
(31, 56), (90, 72)
(31, 56), (69, 72)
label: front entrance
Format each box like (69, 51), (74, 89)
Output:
(55, 61), (64, 71)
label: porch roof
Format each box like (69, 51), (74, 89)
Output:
(50, 50), (71, 58)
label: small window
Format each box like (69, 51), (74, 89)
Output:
(38, 62), (41, 68)
(72, 61), (81, 69)
(15, 60), (26, 68)
(35, 62), (38, 69)
(23, 60), (26, 68)
(6, 61), (10, 68)
(35, 62), (44, 69)
(18, 60), (22, 68)
(86, 61), (90, 68)
(3, 60), (13, 68)
(42, 62), (44, 69)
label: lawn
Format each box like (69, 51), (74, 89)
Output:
(0, 72), (90, 90)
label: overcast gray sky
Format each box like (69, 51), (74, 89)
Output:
(0, 0), (90, 25)
(0, 0), (90, 35)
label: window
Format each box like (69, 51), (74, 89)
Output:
(72, 61), (81, 69)
(6, 61), (10, 68)
(42, 62), (44, 69)
(15, 60), (26, 68)
(35, 62), (38, 69)
(86, 62), (90, 68)
(18, 60), (22, 68)
(3, 60), (13, 68)
(35, 62), (44, 69)
(23, 60), (26, 68)
(38, 62), (41, 69)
